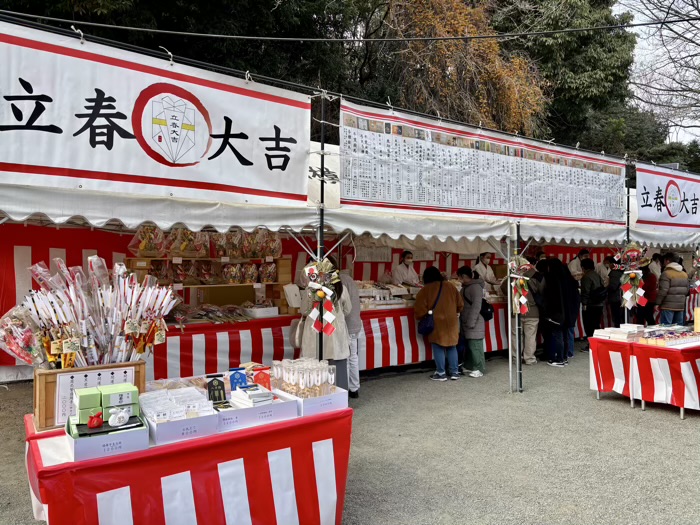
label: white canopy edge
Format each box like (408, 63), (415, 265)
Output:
(349, 232), (502, 256)
(0, 185), (319, 233)
(516, 221), (626, 246)
(324, 206), (510, 243)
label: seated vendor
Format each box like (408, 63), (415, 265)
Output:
(392, 251), (420, 287)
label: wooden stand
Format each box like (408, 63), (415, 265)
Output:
(33, 360), (146, 431)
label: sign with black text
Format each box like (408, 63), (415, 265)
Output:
(340, 101), (625, 225)
(636, 163), (700, 230)
(0, 22), (310, 207)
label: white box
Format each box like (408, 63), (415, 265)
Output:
(273, 387), (349, 417)
(145, 413), (219, 446)
(216, 398), (298, 433)
(65, 417), (149, 462)
(242, 307), (279, 319)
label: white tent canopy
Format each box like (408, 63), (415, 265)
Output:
(0, 185), (318, 233)
(519, 221), (626, 246)
(324, 205), (510, 243)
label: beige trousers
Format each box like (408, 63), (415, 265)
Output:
(511, 316), (539, 364)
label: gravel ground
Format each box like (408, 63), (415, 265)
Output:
(1, 345), (699, 525)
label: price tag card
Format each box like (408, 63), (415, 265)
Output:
(265, 256), (274, 263)
(221, 256), (230, 263)
(136, 261), (148, 268)
(173, 283), (184, 291)
(172, 257), (183, 264)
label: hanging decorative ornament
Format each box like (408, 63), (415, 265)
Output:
(509, 257), (532, 315)
(619, 242), (648, 310)
(304, 258), (341, 336)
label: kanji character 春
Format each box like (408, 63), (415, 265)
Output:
(0, 78), (62, 133)
(640, 186), (652, 208)
(74, 89), (134, 150)
(208, 117), (253, 164)
(654, 187), (665, 212)
(259, 125), (298, 171)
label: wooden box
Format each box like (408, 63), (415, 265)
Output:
(33, 361), (147, 432)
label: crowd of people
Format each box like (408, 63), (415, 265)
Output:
(414, 248), (694, 375)
(297, 248), (694, 388)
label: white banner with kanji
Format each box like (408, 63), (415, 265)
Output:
(0, 22), (310, 207)
(636, 163), (700, 230)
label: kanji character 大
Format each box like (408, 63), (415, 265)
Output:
(208, 117), (253, 164)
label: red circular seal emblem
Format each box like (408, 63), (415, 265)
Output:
(664, 180), (682, 218)
(132, 83), (212, 167)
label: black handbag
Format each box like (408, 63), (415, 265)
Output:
(418, 282), (443, 336)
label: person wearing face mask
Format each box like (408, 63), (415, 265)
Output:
(392, 250), (421, 287)
(473, 252), (501, 293)
(568, 249), (590, 281)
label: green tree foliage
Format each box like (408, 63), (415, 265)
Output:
(576, 103), (668, 156)
(490, 0), (637, 145)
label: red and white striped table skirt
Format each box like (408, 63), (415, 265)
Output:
(590, 339), (700, 411)
(25, 409), (353, 525)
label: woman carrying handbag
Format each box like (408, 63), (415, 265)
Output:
(414, 267), (464, 381)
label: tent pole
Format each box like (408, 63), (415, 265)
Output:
(507, 229), (513, 394)
(625, 166), (631, 324)
(516, 222), (523, 392)
(317, 94), (326, 361)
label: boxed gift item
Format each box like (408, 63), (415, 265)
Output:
(73, 387), (101, 411)
(139, 387), (219, 445)
(65, 382), (148, 461)
(99, 384), (139, 407)
(216, 392), (297, 433)
(273, 387), (349, 417)
(65, 415), (149, 462)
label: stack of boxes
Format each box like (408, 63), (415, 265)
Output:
(73, 383), (140, 425)
(273, 258), (293, 314)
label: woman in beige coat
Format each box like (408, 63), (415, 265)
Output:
(300, 280), (352, 389)
(415, 266), (464, 381)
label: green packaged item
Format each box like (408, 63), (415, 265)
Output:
(98, 383), (139, 407)
(73, 387), (102, 410)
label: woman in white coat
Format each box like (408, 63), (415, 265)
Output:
(300, 280), (352, 390)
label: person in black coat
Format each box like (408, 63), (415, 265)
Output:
(604, 256), (624, 328)
(542, 258), (568, 367)
(562, 264), (581, 359)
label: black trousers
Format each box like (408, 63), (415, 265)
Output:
(609, 302), (623, 328)
(583, 305), (604, 338)
(637, 304), (656, 326)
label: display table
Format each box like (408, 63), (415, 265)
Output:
(148, 316), (302, 381)
(149, 295), (700, 381)
(589, 338), (700, 419)
(151, 305), (511, 380)
(25, 408), (353, 525)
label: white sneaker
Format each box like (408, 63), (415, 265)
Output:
(469, 370), (484, 378)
